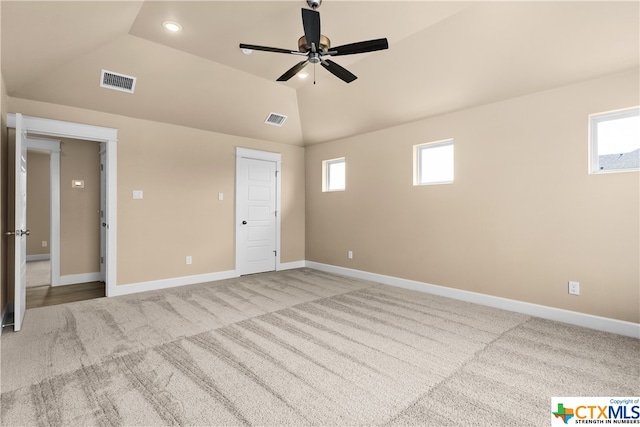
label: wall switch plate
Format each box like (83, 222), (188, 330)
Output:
(72, 180), (85, 188)
(42, 241), (48, 247)
(133, 190), (143, 200)
(348, 250), (353, 259)
(568, 281), (580, 295)
(186, 256), (192, 265)
(218, 192), (224, 201)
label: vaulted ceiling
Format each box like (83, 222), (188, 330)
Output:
(2, 1), (638, 146)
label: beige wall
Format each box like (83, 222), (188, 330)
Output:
(306, 68), (640, 324)
(60, 138), (100, 275)
(8, 97), (306, 286)
(26, 151), (50, 257)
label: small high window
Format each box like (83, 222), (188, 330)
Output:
(322, 158), (345, 192)
(414, 139), (454, 185)
(589, 107), (639, 174)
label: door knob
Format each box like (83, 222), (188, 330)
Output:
(242, 221), (247, 225)
(5, 230), (29, 236)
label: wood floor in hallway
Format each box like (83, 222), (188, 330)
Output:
(26, 282), (105, 309)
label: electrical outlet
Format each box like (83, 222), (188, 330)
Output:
(568, 281), (580, 296)
(42, 241), (48, 247)
(348, 250), (353, 259)
(186, 256), (192, 265)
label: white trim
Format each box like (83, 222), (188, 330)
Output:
(8, 114), (117, 142)
(278, 260), (306, 271)
(305, 261), (640, 338)
(8, 113), (117, 297)
(110, 270), (238, 297)
(57, 272), (102, 286)
(26, 254), (50, 262)
(235, 147), (282, 275)
(236, 147), (281, 163)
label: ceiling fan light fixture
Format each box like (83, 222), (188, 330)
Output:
(298, 72), (309, 79)
(162, 21), (182, 33)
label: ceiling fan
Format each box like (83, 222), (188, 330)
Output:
(239, 0), (389, 84)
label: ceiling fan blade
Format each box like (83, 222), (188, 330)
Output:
(330, 38), (389, 56)
(302, 8), (321, 51)
(239, 43), (298, 55)
(277, 60), (309, 82)
(321, 59), (357, 83)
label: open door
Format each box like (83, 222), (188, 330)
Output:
(99, 142), (106, 281)
(9, 113), (28, 331)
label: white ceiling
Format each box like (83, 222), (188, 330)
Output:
(2, 1), (638, 146)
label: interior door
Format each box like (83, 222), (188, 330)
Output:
(237, 157), (277, 275)
(99, 143), (106, 281)
(11, 113), (28, 331)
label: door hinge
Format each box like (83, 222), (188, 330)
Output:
(273, 250), (277, 257)
(274, 210), (278, 217)
(100, 164), (104, 171)
(100, 256), (104, 264)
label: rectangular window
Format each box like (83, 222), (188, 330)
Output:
(322, 157), (346, 192)
(589, 107), (639, 174)
(414, 139), (454, 185)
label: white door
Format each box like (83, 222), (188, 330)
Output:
(12, 114), (28, 331)
(237, 157), (277, 275)
(99, 143), (106, 281)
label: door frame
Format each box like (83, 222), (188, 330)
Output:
(25, 136), (61, 286)
(8, 114), (118, 296)
(235, 147), (281, 275)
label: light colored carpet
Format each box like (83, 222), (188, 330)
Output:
(26, 260), (51, 288)
(1, 268), (638, 426)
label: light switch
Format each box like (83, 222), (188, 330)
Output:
(133, 190), (143, 200)
(218, 192), (224, 201)
(72, 180), (85, 188)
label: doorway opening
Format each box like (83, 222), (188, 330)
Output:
(6, 113), (117, 332)
(23, 136), (106, 309)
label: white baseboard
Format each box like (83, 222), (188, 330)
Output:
(110, 270), (238, 297)
(306, 261), (640, 339)
(278, 260), (306, 271)
(56, 272), (103, 287)
(26, 254), (50, 262)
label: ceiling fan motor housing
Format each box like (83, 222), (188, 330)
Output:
(306, 0), (322, 9)
(298, 35), (330, 53)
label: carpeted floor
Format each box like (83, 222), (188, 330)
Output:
(1, 268), (638, 426)
(26, 260), (51, 288)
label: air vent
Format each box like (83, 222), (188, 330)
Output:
(100, 69), (136, 94)
(265, 112), (287, 127)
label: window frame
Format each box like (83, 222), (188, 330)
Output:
(322, 157), (346, 192)
(413, 139), (454, 186)
(589, 106), (640, 175)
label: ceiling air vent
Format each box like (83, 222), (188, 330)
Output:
(265, 112), (287, 127)
(100, 69), (136, 94)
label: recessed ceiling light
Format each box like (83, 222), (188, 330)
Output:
(298, 72), (309, 79)
(162, 21), (182, 33)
